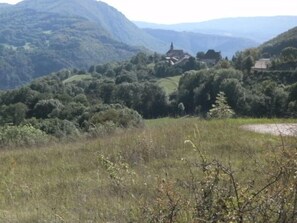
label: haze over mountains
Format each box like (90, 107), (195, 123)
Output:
(135, 16), (297, 43)
(144, 29), (257, 58)
(0, 0), (296, 89)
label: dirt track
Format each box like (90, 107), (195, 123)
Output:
(241, 124), (297, 136)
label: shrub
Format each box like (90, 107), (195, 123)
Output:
(0, 124), (49, 147)
(90, 104), (144, 129)
(36, 118), (80, 138)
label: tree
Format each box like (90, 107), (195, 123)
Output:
(8, 103), (29, 125)
(207, 92), (235, 119)
(115, 71), (137, 84)
(217, 59), (231, 69)
(177, 69), (213, 114)
(0, 103), (28, 125)
(138, 83), (168, 118)
(98, 82), (115, 104)
(242, 56), (254, 73)
(281, 47), (297, 62)
(130, 52), (149, 65)
(232, 51), (244, 70)
(33, 99), (64, 119)
(154, 61), (170, 77)
(183, 57), (199, 71)
(196, 51), (205, 60)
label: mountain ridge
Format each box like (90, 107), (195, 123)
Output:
(0, 0), (295, 89)
(144, 28), (258, 58)
(134, 16), (297, 42)
(16, 0), (167, 52)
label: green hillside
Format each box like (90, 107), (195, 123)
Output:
(0, 9), (139, 89)
(260, 26), (297, 56)
(0, 0), (171, 89)
(16, 0), (167, 52)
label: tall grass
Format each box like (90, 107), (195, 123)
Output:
(0, 118), (296, 222)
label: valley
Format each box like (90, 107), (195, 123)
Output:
(1, 0), (296, 89)
(0, 0), (296, 222)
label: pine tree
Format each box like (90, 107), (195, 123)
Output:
(207, 92), (235, 119)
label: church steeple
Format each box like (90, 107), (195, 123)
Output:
(170, 42), (174, 51)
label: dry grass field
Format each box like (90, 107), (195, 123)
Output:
(0, 118), (296, 222)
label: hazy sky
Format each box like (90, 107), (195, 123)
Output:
(0, 0), (296, 24)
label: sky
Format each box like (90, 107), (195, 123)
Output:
(0, 0), (296, 24)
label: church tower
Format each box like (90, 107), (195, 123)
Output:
(170, 42), (174, 51)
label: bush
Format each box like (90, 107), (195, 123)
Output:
(0, 124), (49, 147)
(87, 104), (144, 136)
(33, 99), (64, 118)
(35, 118), (80, 138)
(90, 105), (144, 129)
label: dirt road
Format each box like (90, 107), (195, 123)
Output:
(241, 124), (297, 136)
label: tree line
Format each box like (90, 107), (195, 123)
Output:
(0, 49), (296, 145)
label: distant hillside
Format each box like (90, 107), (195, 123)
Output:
(0, 3), (12, 12)
(16, 0), (167, 52)
(1, 0), (295, 90)
(135, 16), (297, 43)
(260, 26), (297, 56)
(0, 0), (169, 89)
(0, 3), (11, 8)
(144, 29), (258, 58)
(0, 9), (139, 89)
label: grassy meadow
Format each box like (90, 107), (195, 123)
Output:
(156, 76), (181, 95)
(0, 118), (296, 222)
(62, 74), (93, 84)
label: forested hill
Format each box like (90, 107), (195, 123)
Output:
(16, 0), (167, 52)
(0, 9), (139, 89)
(0, 3), (11, 8)
(0, 0), (295, 90)
(0, 0), (169, 89)
(260, 26), (297, 56)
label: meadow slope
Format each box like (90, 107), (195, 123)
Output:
(0, 118), (296, 222)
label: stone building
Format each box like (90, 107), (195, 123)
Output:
(165, 42), (191, 65)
